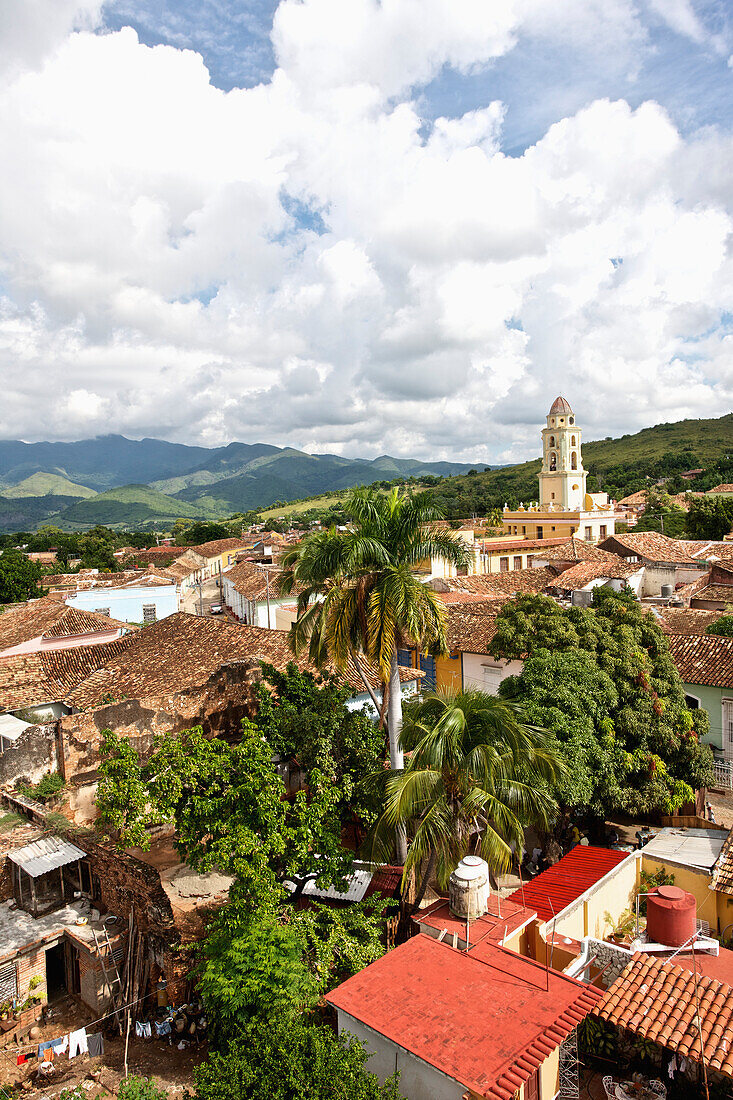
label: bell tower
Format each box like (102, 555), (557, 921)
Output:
(538, 396), (586, 510)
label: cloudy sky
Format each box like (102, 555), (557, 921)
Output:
(0, 0), (731, 463)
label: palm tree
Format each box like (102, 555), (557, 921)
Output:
(278, 488), (469, 859)
(367, 688), (564, 907)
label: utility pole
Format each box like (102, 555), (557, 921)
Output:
(260, 566), (272, 629)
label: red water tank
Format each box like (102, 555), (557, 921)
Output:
(646, 885), (696, 947)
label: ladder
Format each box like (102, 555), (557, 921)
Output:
(92, 926), (124, 1031)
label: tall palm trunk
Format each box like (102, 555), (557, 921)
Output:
(387, 649), (408, 863)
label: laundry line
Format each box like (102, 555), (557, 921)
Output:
(3, 987), (156, 1054)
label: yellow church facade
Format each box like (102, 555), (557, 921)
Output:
(502, 396), (619, 543)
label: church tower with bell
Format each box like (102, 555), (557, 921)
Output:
(538, 396), (586, 511)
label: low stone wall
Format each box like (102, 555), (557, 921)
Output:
(586, 937), (632, 988)
(59, 659), (261, 787)
(0, 724), (57, 788)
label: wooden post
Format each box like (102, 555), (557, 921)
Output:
(59, 865), (65, 903)
(29, 874), (37, 917)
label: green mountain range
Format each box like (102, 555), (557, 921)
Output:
(0, 436), (491, 531)
(0, 414), (728, 532)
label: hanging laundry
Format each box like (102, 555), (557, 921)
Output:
(155, 1020), (172, 1038)
(37, 1039), (55, 1058)
(86, 1033), (104, 1058)
(135, 1021), (152, 1039)
(16, 1053), (29, 1066)
(68, 1028), (88, 1059)
(42, 1048), (54, 1063)
(51, 1034), (69, 1055)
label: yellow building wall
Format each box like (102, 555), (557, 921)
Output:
(716, 891), (733, 938)
(501, 923), (531, 957)
(435, 654), (462, 692)
(517, 1048), (560, 1100)
(641, 856), (718, 931)
(536, 855), (639, 960)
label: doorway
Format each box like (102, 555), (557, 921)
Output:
(45, 943), (67, 1002)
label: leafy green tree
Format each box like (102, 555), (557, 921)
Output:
(0, 549), (46, 603)
(686, 496), (733, 540)
(279, 488), (469, 859)
(491, 590), (713, 817)
(78, 526), (118, 571)
(707, 615), (733, 637)
(97, 722), (349, 912)
(368, 689), (563, 905)
(192, 1016), (403, 1100)
(254, 662), (385, 833)
(175, 521), (230, 546)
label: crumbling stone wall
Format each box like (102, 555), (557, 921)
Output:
(58, 659), (262, 788)
(0, 724), (57, 788)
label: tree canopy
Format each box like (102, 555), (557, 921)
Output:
(491, 589), (713, 817)
(368, 688), (563, 903)
(686, 495), (733, 540)
(0, 548), (46, 603)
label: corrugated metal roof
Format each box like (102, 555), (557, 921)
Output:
(8, 836), (86, 878)
(302, 869), (373, 903)
(506, 845), (628, 923)
(642, 827), (726, 872)
(0, 714), (31, 741)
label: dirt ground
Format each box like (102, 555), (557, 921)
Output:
(0, 995), (207, 1098)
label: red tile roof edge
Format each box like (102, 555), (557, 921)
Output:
(506, 846), (629, 923)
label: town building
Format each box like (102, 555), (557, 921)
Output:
(64, 573), (177, 625)
(502, 397), (619, 544)
(667, 632), (733, 760)
(0, 599), (131, 658)
(326, 932), (600, 1100)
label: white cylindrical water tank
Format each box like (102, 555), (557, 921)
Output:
(449, 855), (488, 920)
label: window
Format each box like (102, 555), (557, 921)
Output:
(513, 556), (522, 570)
(397, 649), (413, 668)
(584, 526), (592, 541)
(521, 525), (526, 535)
(600, 525), (607, 539)
(142, 604), (157, 624)
(481, 664), (503, 695)
(499, 557), (509, 572)
(571, 435), (576, 445)
(551, 492), (555, 500)
(569, 416), (574, 425)
(549, 451), (557, 471)
(571, 451), (578, 470)
(536, 526), (543, 539)
(551, 526), (556, 531)
(94, 607), (110, 616)
(526, 555), (535, 567)
(724, 700), (733, 747)
(419, 654), (436, 689)
(549, 436), (555, 447)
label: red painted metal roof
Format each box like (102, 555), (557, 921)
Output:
(326, 934), (600, 1099)
(506, 846), (629, 923)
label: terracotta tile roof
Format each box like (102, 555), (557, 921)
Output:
(658, 608), (725, 635)
(191, 538), (248, 559)
(599, 533), (701, 564)
(326, 934), (600, 1100)
(43, 607), (130, 638)
(0, 638), (131, 711)
(476, 537), (567, 554)
(441, 568), (556, 598)
(691, 584), (733, 604)
(0, 598), (128, 653)
(593, 952), (733, 1078)
(548, 560), (639, 590)
(710, 484), (733, 493)
(667, 632), (733, 687)
(65, 613), (421, 709)
(445, 600), (509, 653)
(536, 538), (628, 564)
(710, 830), (733, 897)
(438, 590), (501, 605)
(506, 846), (629, 923)
(224, 561), (303, 602)
(41, 569), (161, 591)
(617, 491), (649, 507)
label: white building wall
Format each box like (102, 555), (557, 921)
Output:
(336, 1012), (466, 1100)
(462, 654), (524, 694)
(66, 584), (178, 624)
